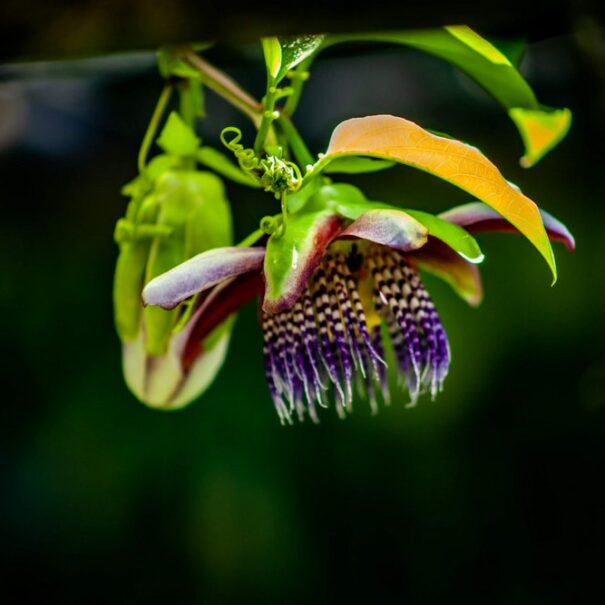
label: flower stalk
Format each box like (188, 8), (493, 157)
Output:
(138, 81), (174, 173)
(179, 48), (262, 125)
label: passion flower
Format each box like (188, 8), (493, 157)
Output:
(142, 183), (574, 423)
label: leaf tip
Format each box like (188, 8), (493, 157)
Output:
(460, 251), (485, 265)
(510, 106), (572, 168)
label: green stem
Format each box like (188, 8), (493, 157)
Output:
(280, 191), (288, 235)
(237, 228), (264, 247)
(178, 79), (195, 128)
(181, 49), (262, 126)
(254, 81), (278, 152)
(137, 82), (173, 173)
(277, 114), (314, 167)
(283, 57), (314, 116)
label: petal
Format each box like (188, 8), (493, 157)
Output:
(338, 208), (428, 251)
(125, 271), (263, 411)
(180, 271), (264, 370)
(439, 202), (575, 252)
(410, 238), (483, 307)
(123, 326), (231, 411)
(300, 183), (483, 262)
(143, 246), (266, 310)
(263, 211), (343, 314)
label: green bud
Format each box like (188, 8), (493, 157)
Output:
(144, 170), (232, 355)
(114, 165), (235, 409)
(113, 194), (159, 341)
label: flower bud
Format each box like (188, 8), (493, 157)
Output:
(113, 167), (234, 409)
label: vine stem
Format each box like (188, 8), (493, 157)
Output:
(137, 81), (173, 173)
(178, 80), (197, 170)
(283, 57), (314, 116)
(181, 49), (262, 127)
(254, 81), (278, 152)
(277, 114), (314, 167)
(280, 191), (288, 235)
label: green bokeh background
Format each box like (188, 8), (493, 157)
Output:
(1, 34), (604, 603)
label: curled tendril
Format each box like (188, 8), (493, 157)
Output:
(260, 215), (284, 237)
(220, 127), (303, 199)
(220, 127), (260, 173)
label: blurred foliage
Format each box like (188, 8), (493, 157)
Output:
(0, 32), (604, 603)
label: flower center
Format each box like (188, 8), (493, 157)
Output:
(261, 244), (450, 424)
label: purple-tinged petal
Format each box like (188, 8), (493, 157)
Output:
(439, 202), (575, 251)
(143, 246), (265, 310)
(123, 322), (231, 411)
(263, 211), (343, 314)
(410, 238), (484, 307)
(338, 208), (428, 251)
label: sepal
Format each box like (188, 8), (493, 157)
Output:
(262, 210), (343, 314)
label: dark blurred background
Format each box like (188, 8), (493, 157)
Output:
(1, 8), (605, 604)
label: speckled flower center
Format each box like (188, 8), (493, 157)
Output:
(261, 244), (450, 424)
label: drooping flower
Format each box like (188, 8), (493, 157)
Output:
(142, 183), (574, 423)
(134, 113), (575, 420)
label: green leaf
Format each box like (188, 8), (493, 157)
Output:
(156, 111), (200, 157)
(444, 25), (512, 65)
(286, 178), (324, 214)
(264, 35), (325, 84)
(322, 156), (395, 174)
(262, 37), (282, 80)
(324, 27), (571, 166)
(491, 38), (527, 68)
(197, 146), (260, 187)
(509, 107), (572, 168)
(302, 183), (369, 217)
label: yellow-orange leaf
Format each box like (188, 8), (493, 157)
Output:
(324, 114), (557, 282)
(509, 107), (572, 168)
